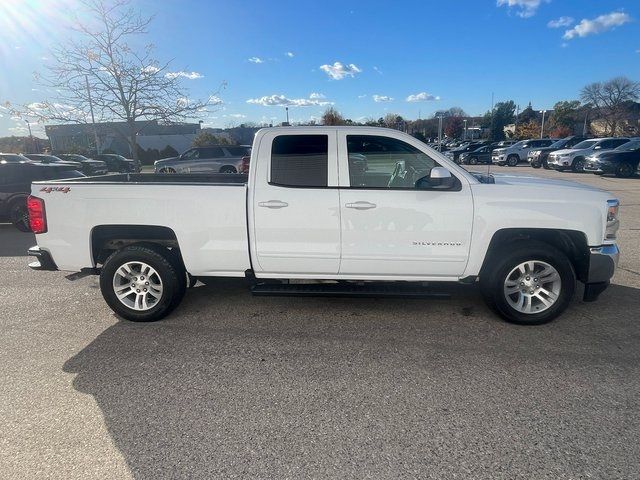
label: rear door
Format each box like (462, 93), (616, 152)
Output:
(250, 131), (341, 275)
(337, 133), (473, 278)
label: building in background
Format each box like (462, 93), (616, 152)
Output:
(45, 120), (201, 156)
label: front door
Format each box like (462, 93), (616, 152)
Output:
(251, 131), (341, 275)
(338, 133), (473, 278)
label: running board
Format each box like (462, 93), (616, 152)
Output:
(251, 282), (450, 299)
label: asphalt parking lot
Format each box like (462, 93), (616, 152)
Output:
(1, 165), (639, 479)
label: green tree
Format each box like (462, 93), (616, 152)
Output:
(550, 100), (581, 131)
(484, 101), (516, 141)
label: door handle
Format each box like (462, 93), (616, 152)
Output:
(345, 201), (377, 210)
(258, 200), (289, 209)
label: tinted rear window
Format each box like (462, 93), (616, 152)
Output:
(270, 135), (328, 187)
(225, 146), (251, 156)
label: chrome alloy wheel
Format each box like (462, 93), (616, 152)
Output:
(112, 261), (163, 311)
(503, 260), (561, 314)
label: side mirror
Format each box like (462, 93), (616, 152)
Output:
(416, 167), (454, 189)
(594, 145), (602, 150)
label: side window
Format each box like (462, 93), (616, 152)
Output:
(611, 139), (629, 149)
(347, 135), (437, 189)
(270, 135), (328, 187)
(202, 147), (224, 157)
(225, 146), (250, 156)
(181, 149), (199, 160)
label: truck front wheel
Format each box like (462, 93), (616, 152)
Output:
(100, 245), (186, 322)
(480, 242), (575, 325)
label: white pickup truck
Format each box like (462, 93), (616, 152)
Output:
(27, 127), (620, 325)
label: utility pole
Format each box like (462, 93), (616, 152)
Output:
(463, 119), (467, 140)
(437, 113), (444, 150)
(85, 75), (100, 154)
(539, 110), (547, 138)
(514, 104), (520, 136)
(24, 119), (34, 153)
(489, 92), (495, 140)
(285, 107), (289, 125)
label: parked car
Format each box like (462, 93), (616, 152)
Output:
(548, 137), (630, 172)
(94, 154), (140, 173)
(1, 162), (84, 231)
(460, 145), (500, 165)
(154, 145), (252, 174)
(445, 141), (490, 164)
(528, 136), (588, 169)
(23, 153), (83, 171)
(584, 138), (640, 177)
(28, 126), (619, 326)
(57, 154), (108, 176)
(492, 139), (557, 166)
(0, 153), (31, 164)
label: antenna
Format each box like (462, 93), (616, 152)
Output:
(487, 93), (495, 177)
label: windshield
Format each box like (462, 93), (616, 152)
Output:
(572, 140), (598, 150)
(615, 140), (640, 152)
(0, 154), (28, 162)
(549, 139), (568, 148)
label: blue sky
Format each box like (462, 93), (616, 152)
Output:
(1, 0), (639, 137)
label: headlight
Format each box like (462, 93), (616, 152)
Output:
(606, 199), (620, 241)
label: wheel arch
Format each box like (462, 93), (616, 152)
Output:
(91, 224), (183, 267)
(480, 228), (590, 282)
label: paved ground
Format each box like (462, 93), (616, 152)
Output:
(1, 165), (639, 479)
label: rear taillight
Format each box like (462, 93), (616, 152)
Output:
(27, 196), (47, 234)
(240, 156), (250, 174)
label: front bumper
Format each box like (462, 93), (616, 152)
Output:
(584, 160), (614, 175)
(27, 246), (58, 271)
(583, 244), (619, 302)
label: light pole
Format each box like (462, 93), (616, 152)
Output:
(463, 119), (467, 140)
(539, 110), (547, 138)
(285, 107), (289, 125)
(24, 119), (34, 153)
(437, 113), (444, 150)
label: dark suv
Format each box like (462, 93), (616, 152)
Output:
(0, 162), (84, 231)
(94, 154), (140, 173)
(57, 154), (108, 176)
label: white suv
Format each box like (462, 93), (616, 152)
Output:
(548, 137), (630, 172)
(492, 139), (556, 167)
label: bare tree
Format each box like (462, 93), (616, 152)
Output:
(321, 107), (345, 126)
(10, 0), (221, 158)
(580, 77), (640, 136)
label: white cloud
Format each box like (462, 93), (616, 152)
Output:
(248, 57), (264, 64)
(496, 0), (548, 18)
(165, 71), (204, 80)
(373, 66), (383, 75)
(285, 52), (294, 58)
(357, 94), (367, 99)
(246, 94), (331, 107)
(373, 94), (393, 103)
(406, 92), (440, 102)
(309, 92), (326, 99)
(563, 12), (632, 40)
(208, 95), (224, 105)
(141, 65), (160, 75)
(225, 114), (246, 118)
(548, 16), (574, 28)
(319, 61), (362, 80)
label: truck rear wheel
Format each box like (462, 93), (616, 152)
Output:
(480, 241), (575, 325)
(9, 199), (30, 232)
(100, 245), (186, 322)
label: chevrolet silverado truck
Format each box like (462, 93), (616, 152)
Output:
(26, 127), (620, 325)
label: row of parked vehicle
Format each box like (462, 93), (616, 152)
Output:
(0, 152), (140, 175)
(435, 136), (640, 178)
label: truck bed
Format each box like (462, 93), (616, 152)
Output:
(31, 174), (251, 276)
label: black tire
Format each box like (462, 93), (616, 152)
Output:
(479, 241), (576, 325)
(220, 166), (237, 174)
(99, 245), (186, 322)
(507, 155), (519, 167)
(531, 161), (541, 169)
(615, 161), (634, 178)
(571, 157), (585, 173)
(542, 159), (550, 170)
(469, 157), (478, 165)
(159, 167), (177, 174)
(9, 199), (30, 232)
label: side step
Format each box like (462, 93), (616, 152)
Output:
(251, 282), (450, 299)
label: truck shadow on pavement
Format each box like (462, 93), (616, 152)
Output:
(0, 224), (35, 257)
(61, 278), (640, 479)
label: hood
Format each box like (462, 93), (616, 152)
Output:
(588, 150), (617, 160)
(489, 172), (607, 193)
(492, 148), (506, 154)
(154, 156), (179, 165)
(551, 148), (581, 156)
(533, 146), (560, 153)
